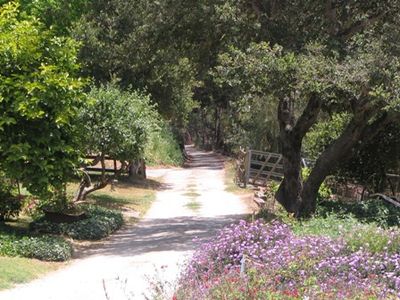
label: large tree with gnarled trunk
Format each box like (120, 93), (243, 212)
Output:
(214, 37), (400, 217)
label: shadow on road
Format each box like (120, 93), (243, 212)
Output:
(77, 214), (248, 258)
(183, 145), (225, 170)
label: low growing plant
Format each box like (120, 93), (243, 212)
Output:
(30, 205), (123, 240)
(0, 232), (72, 261)
(176, 219), (400, 299)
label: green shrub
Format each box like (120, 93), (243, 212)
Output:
(302, 168), (332, 202)
(0, 233), (72, 261)
(145, 123), (183, 166)
(317, 198), (400, 227)
(291, 214), (360, 238)
(0, 174), (22, 220)
(0, 196), (22, 221)
(31, 205), (123, 240)
(291, 213), (400, 254)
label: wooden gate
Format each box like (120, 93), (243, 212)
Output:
(243, 150), (312, 187)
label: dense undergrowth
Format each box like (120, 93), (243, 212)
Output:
(173, 199), (400, 299)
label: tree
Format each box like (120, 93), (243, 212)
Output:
(0, 0), (89, 34)
(0, 2), (87, 203)
(214, 39), (400, 217)
(74, 84), (159, 201)
(72, 0), (200, 126)
(305, 116), (400, 194)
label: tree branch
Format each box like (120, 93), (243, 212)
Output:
(293, 93), (321, 139)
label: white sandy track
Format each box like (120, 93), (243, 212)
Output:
(0, 146), (250, 300)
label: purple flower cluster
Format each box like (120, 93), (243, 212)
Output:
(178, 220), (400, 299)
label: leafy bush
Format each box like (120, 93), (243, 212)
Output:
(302, 168), (332, 202)
(145, 123), (183, 166)
(0, 197), (22, 221)
(31, 206), (123, 240)
(0, 173), (22, 220)
(0, 232), (72, 261)
(0, 3), (86, 201)
(317, 198), (400, 227)
(292, 214), (400, 254)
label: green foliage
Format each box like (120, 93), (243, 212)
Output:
(31, 205), (123, 240)
(291, 213), (400, 255)
(303, 113), (351, 160)
(304, 115), (400, 192)
(345, 224), (400, 254)
(0, 173), (21, 220)
(73, 1), (200, 125)
(291, 214), (361, 238)
(145, 123), (183, 166)
(317, 199), (400, 228)
(0, 2), (87, 200)
(79, 84), (157, 162)
(0, 231), (72, 261)
(301, 168), (332, 202)
(18, 0), (89, 34)
(0, 197), (21, 221)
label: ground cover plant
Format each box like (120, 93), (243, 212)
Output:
(175, 219), (400, 299)
(30, 205), (123, 240)
(0, 226), (72, 261)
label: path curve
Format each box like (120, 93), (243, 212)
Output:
(0, 146), (250, 300)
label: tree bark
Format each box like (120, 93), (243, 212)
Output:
(74, 159), (128, 202)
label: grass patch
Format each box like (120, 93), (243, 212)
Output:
(0, 256), (63, 290)
(224, 159), (252, 195)
(68, 177), (159, 216)
(185, 200), (202, 211)
(183, 191), (201, 198)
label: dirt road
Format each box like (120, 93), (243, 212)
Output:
(0, 146), (250, 300)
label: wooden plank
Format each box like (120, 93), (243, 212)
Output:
(85, 155), (114, 160)
(266, 155), (282, 183)
(85, 167), (117, 173)
(252, 153), (272, 182)
(250, 160), (284, 168)
(250, 150), (281, 158)
(244, 150), (251, 187)
(250, 163), (284, 171)
(249, 170), (283, 178)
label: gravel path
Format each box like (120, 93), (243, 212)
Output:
(0, 146), (250, 300)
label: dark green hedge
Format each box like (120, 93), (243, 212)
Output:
(31, 205), (123, 240)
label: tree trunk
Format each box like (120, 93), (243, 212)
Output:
(275, 94), (321, 215)
(275, 136), (303, 213)
(74, 158), (128, 202)
(128, 159), (146, 181)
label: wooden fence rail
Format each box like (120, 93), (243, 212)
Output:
(242, 149), (313, 187)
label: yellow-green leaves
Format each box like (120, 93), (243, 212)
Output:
(0, 2), (87, 200)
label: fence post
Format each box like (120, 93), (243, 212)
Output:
(244, 149), (251, 187)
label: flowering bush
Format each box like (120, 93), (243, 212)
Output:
(176, 220), (400, 299)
